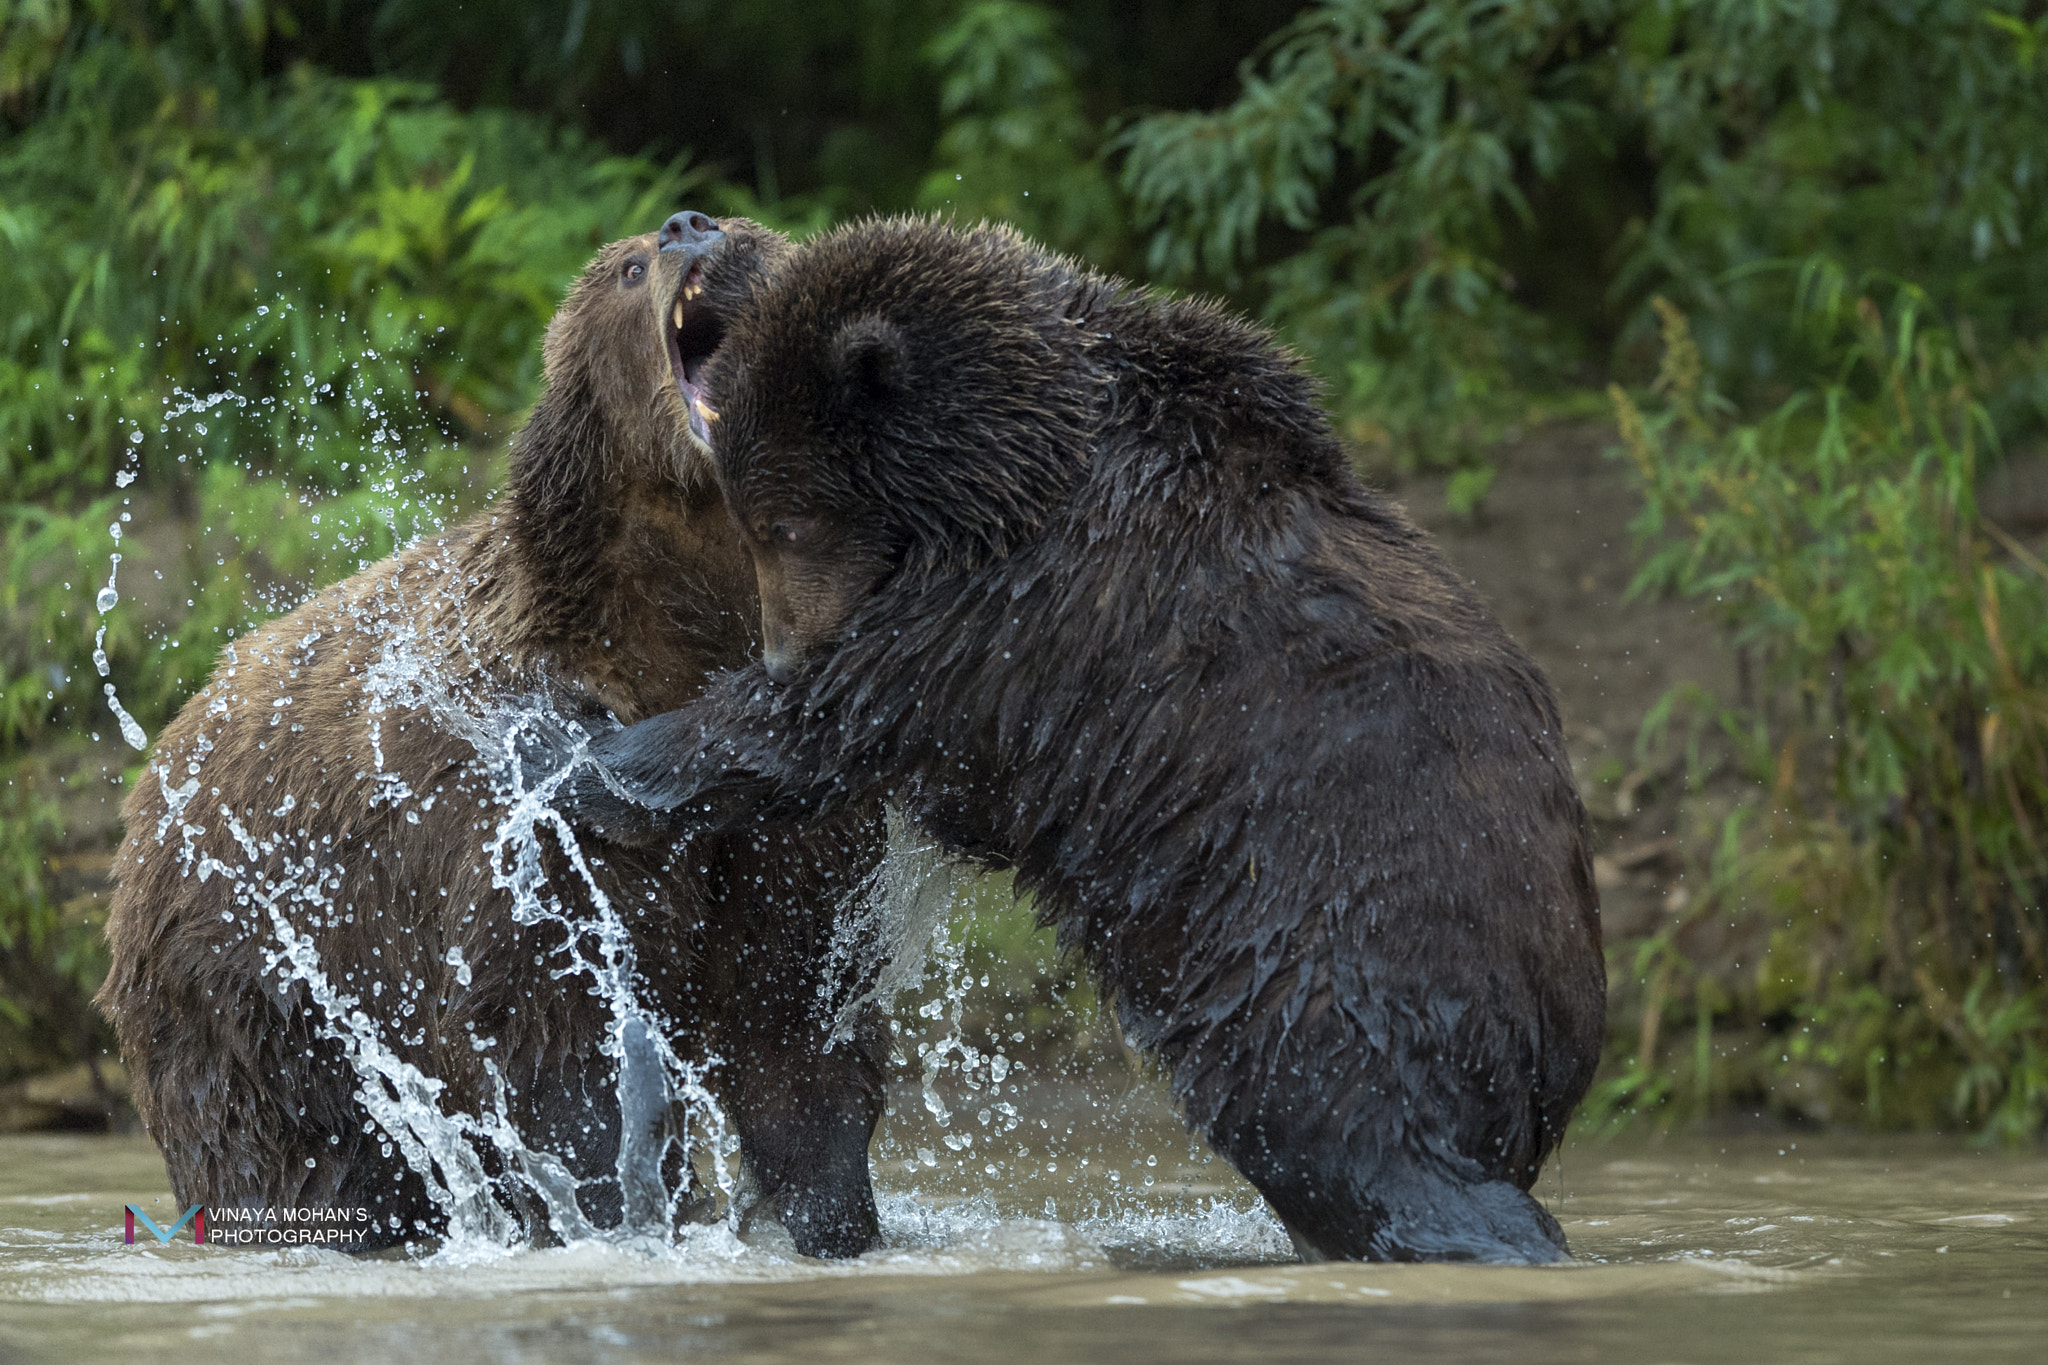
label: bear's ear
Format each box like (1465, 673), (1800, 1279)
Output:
(828, 315), (909, 410)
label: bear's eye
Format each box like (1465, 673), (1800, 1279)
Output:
(622, 259), (647, 283)
(771, 522), (800, 545)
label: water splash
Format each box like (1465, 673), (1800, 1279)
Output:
(95, 519), (148, 750)
(821, 809), (972, 1047)
(475, 689), (737, 1243)
(102, 683), (149, 752)
(131, 584), (736, 1250)
(114, 340), (770, 1252)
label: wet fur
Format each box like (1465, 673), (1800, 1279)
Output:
(99, 222), (892, 1257)
(558, 218), (1607, 1263)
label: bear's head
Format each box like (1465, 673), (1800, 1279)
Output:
(495, 213), (791, 674)
(517, 212), (790, 508)
(705, 217), (1099, 678)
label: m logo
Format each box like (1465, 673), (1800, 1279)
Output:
(124, 1204), (206, 1245)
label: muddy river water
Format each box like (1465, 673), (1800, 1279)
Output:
(1, 1069), (2042, 1365)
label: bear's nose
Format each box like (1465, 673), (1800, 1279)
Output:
(659, 211), (723, 255)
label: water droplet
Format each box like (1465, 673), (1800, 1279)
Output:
(96, 586), (118, 613)
(103, 684), (147, 750)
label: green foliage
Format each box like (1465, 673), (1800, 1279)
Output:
(1617, 1), (2048, 430)
(250, 0), (1300, 228)
(0, 7), (701, 1081)
(1120, 0), (1607, 471)
(277, 0), (961, 217)
(916, 1), (1125, 262)
(1608, 287), (2048, 1138)
(1111, 0), (2048, 473)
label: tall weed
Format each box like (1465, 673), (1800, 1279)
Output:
(1606, 287), (2048, 1137)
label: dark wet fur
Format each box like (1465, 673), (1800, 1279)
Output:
(99, 220), (891, 1258)
(561, 218), (1609, 1263)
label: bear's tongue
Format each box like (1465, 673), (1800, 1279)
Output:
(671, 350), (715, 444)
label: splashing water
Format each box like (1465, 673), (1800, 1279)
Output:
(848, 849), (1041, 1194)
(131, 602), (753, 1253)
(820, 808), (973, 1047)
(95, 521), (149, 750)
(472, 684), (738, 1244)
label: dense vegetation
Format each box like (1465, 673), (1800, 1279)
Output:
(1604, 286), (2048, 1137)
(2, 0), (2044, 1140)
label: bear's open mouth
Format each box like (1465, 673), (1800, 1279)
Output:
(667, 257), (724, 445)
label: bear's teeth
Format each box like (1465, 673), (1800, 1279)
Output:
(692, 396), (719, 424)
(673, 301), (685, 329)
(683, 284), (702, 301)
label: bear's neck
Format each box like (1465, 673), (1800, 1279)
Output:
(497, 379), (622, 655)
(487, 379), (756, 721)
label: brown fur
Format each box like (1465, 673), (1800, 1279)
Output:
(98, 220), (892, 1256)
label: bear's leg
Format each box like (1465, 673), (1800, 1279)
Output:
(703, 817), (888, 1259)
(440, 895), (640, 1240)
(1152, 991), (1571, 1264)
(723, 996), (888, 1258)
(1227, 1129), (1570, 1265)
(120, 966), (435, 1251)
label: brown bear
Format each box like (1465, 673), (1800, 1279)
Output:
(98, 212), (892, 1257)
(543, 217), (1608, 1263)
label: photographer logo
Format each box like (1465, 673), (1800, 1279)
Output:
(123, 1204), (205, 1245)
(119, 1203), (377, 1246)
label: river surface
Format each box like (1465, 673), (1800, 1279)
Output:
(1, 1073), (2042, 1365)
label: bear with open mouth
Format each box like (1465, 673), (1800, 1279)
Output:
(100, 213), (893, 1257)
(545, 216), (1608, 1264)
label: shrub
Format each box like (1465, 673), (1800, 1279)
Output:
(1603, 283), (2048, 1138)
(1114, 1), (2048, 491)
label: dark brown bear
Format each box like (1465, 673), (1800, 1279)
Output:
(548, 217), (1607, 1263)
(99, 213), (892, 1257)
